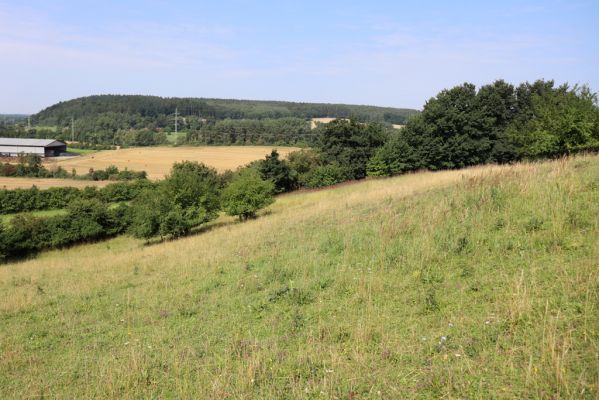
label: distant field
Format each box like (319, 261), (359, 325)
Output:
(48, 146), (300, 180)
(310, 117), (347, 129)
(0, 177), (108, 190)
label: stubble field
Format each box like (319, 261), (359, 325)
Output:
(48, 146), (300, 180)
(0, 146), (299, 189)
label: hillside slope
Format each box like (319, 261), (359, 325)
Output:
(1, 155), (598, 398)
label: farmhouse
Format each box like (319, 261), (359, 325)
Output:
(0, 138), (67, 157)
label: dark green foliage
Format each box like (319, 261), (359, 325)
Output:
(186, 118), (316, 146)
(0, 158), (146, 181)
(256, 150), (297, 193)
(0, 96), (415, 146)
(402, 83), (497, 170)
(222, 168), (274, 220)
(287, 149), (322, 187)
(80, 166), (147, 181)
(368, 79), (599, 177)
(0, 199), (130, 259)
(508, 84), (599, 158)
(0, 224), (6, 261)
(0, 180), (154, 215)
(319, 119), (387, 179)
(302, 164), (349, 188)
(0, 155), (68, 179)
(164, 161), (221, 223)
(128, 189), (191, 239)
(367, 133), (416, 176)
(129, 161), (220, 238)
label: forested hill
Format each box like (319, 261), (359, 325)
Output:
(32, 95), (417, 125)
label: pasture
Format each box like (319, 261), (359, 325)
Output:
(48, 146), (300, 180)
(1, 154), (597, 398)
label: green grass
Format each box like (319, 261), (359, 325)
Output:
(0, 209), (67, 224)
(0, 156), (598, 398)
(66, 147), (100, 155)
(1, 203), (128, 225)
(165, 131), (187, 144)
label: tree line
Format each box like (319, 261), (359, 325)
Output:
(0, 180), (154, 215)
(1, 154), (147, 181)
(367, 80), (599, 175)
(231, 79), (599, 191)
(32, 95), (416, 125)
(0, 95), (416, 146)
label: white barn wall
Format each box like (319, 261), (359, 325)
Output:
(0, 145), (45, 156)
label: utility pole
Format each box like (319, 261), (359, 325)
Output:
(174, 107), (179, 134)
(71, 117), (74, 142)
(27, 116), (31, 131)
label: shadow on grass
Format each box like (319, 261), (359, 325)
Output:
(140, 209), (273, 247)
(0, 210), (275, 265)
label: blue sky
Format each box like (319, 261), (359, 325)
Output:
(1, 0), (597, 113)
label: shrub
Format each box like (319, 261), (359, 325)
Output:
(222, 168), (274, 220)
(129, 162), (221, 239)
(367, 134), (416, 177)
(302, 164), (349, 188)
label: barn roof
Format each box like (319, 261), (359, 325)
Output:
(0, 138), (66, 147)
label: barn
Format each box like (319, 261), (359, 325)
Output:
(0, 138), (68, 157)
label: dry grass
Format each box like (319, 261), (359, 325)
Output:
(47, 146), (300, 180)
(0, 177), (109, 189)
(1, 155), (597, 398)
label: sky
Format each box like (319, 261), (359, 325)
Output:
(1, 0), (597, 114)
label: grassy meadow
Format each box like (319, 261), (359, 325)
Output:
(0, 155), (597, 398)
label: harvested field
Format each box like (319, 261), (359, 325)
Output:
(0, 177), (108, 190)
(310, 117), (347, 129)
(47, 146), (300, 180)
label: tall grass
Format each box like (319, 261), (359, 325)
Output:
(0, 155), (597, 398)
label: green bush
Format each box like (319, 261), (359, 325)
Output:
(302, 164), (349, 188)
(0, 181), (154, 215)
(222, 168), (274, 220)
(129, 161), (221, 239)
(367, 134), (416, 177)
(1, 199), (128, 259)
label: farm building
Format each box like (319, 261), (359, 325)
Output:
(0, 138), (67, 157)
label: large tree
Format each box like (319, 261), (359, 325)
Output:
(257, 150), (297, 193)
(319, 119), (387, 179)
